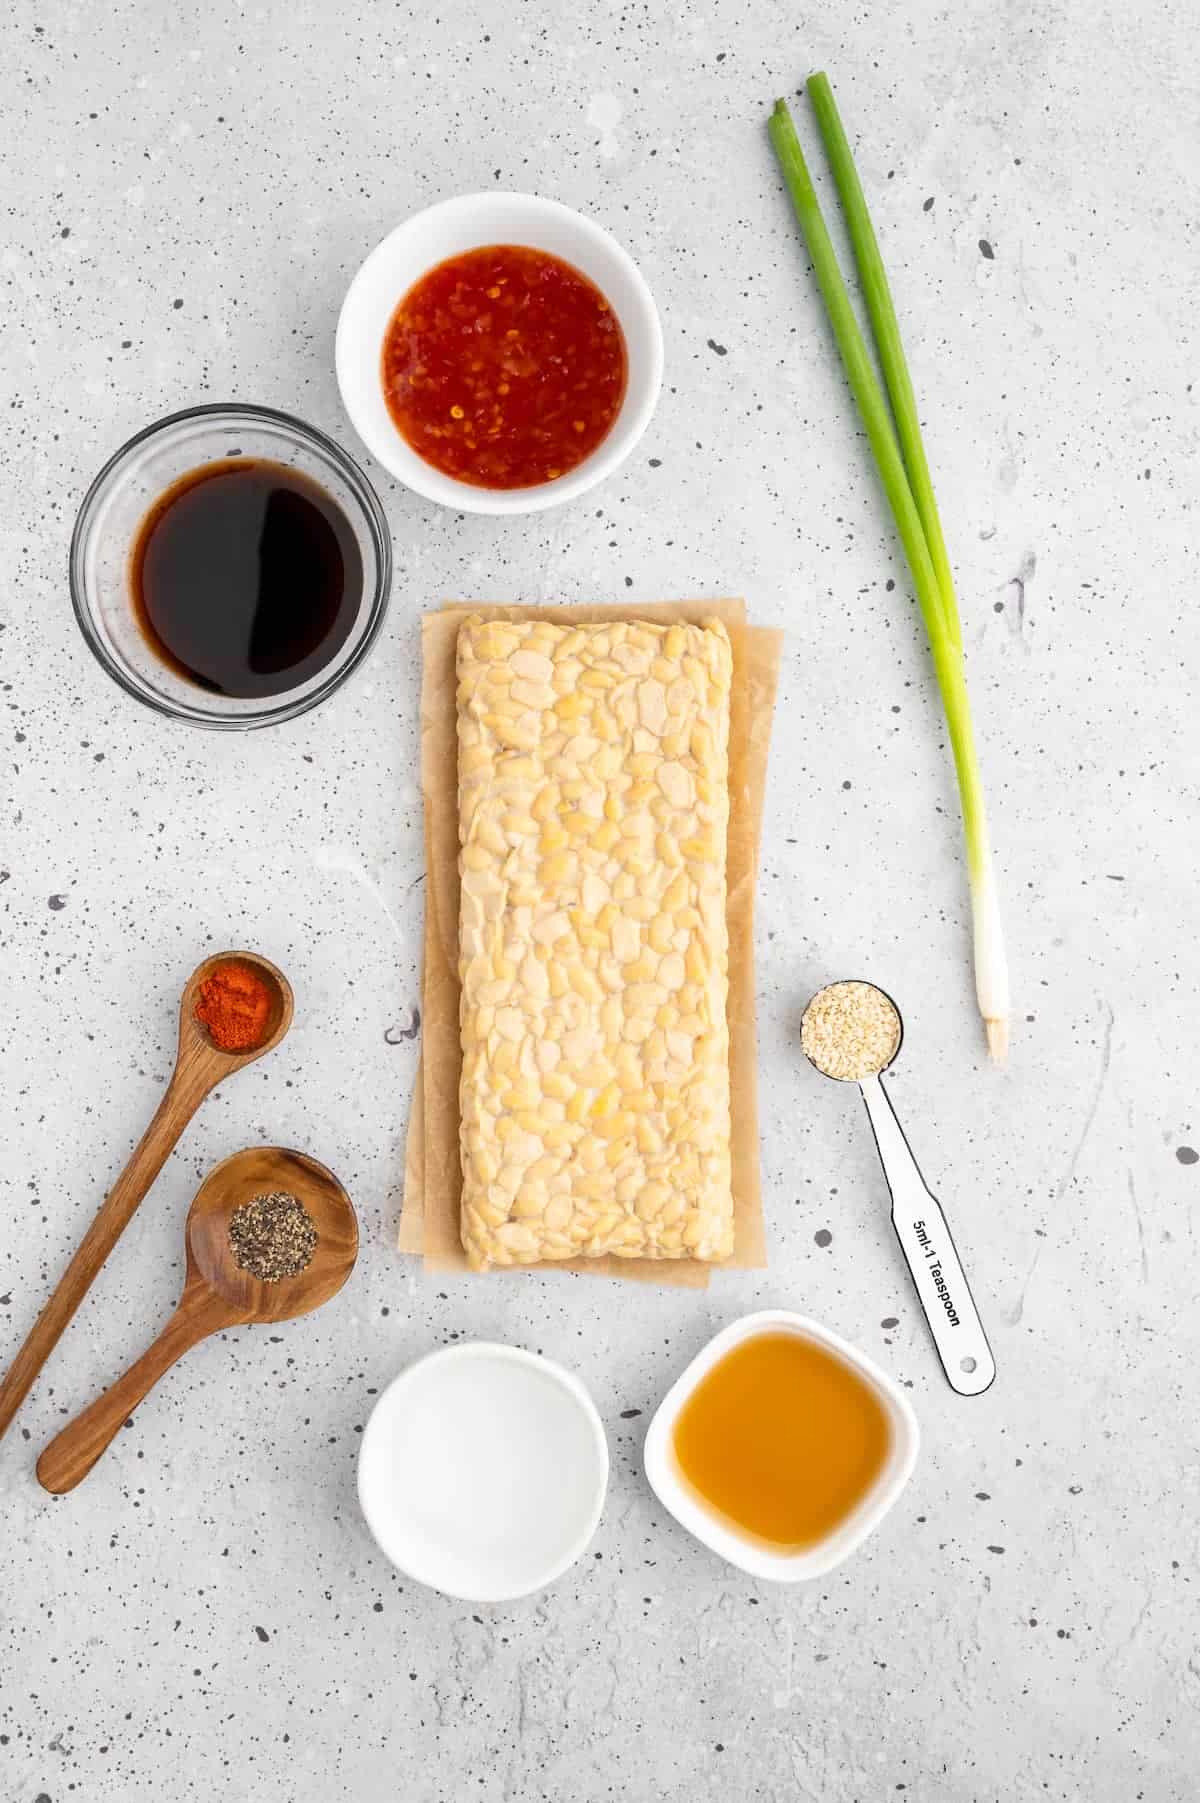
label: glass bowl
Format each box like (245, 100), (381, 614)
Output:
(69, 404), (392, 729)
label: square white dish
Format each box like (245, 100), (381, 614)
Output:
(643, 1309), (919, 1582)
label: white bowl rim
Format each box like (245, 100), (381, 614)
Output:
(643, 1310), (919, 1583)
(357, 1340), (610, 1602)
(335, 190), (663, 516)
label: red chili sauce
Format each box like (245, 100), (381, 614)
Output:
(381, 244), (627, 490)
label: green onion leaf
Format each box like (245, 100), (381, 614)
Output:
(806, 71), (960, 648)
(768, 91), (1009, 1058)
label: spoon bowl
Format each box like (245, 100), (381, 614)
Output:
(185, 1146), (359, 1319)
(800, 977), (904, 1082)
(36, 1147), (356, 1494)
(181, 950), (293, 1069)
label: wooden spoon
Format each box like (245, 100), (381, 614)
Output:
(37, 1146), (357, 1494)
(0, 951), (293, 1446)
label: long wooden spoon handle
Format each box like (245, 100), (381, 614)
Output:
(36, 1287), (227, 1494)
(0, 1072), (200, 1443)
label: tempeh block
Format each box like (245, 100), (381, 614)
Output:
(456, 615), (734, 1270)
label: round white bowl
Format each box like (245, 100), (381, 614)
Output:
(358, 1342), (609, 1602)
(643, 1311), (919, 1583)
(335, 192), (663, 515)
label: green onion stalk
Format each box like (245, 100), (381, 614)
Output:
(768, 82), (1009, 1060)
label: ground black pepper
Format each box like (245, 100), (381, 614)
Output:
(229, 1191), (318, 1282)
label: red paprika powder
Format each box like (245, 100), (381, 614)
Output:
(194, 960), (273, 1052)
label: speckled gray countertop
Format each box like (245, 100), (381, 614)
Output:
(2, 2), (1197, 1799)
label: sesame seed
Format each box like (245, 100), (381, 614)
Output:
(801, 981), (901, 1082)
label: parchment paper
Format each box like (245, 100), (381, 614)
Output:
(400, 599), (782, 1285)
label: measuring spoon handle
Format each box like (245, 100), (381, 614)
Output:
(859, 1075), (996, 1397)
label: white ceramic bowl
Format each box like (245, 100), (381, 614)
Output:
(358, 1342), (609, 1602)
(643, 1311), (919, 1583)
(335, 191), (663, 514)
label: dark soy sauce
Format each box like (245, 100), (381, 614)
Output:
(131, 458), (364, 699)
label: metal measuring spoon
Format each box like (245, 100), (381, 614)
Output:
(801, 980), (995, 1397)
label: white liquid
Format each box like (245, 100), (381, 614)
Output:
(359, 1347), (606, 1600)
